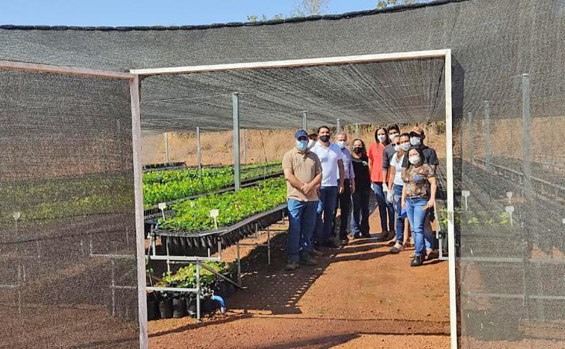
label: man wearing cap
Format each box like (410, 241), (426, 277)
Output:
(282, 129), (323, 271)
(401, 125), (440, 259)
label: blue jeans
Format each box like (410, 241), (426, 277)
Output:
(373, 182), (395, 232)
(351, 188), (370, 236)
(315, 186), (339, 244)
(287, 199), (318, 262)
(392, 184), (405, 243)
(405, 197), (428, 256)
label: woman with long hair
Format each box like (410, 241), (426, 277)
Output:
(367, 127), (395, 241)
(401, 147), (437, 266)
(350, 138), (371, 238)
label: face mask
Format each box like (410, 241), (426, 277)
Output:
(389, 133), (399, 142)
(319, 135), (330, 143)
(410, 136), (421, 146)
(394, 145), (400, 152)
(400, 143), (411, 151)
(337, 140), (346, 149)
(307, 139), (315, 149)
(377, 134), (387, 143)
(409, 156), (421, 165)
(353, 147), (363, 154)
(296, 140), (308, 151)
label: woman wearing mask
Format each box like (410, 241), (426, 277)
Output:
(388, 133), (411, 253)
(367, 127), (395, 241)
(350, 139), (371, 238)
(401, 147), (437, 266)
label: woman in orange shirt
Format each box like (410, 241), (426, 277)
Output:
(367, 127), (395, 240)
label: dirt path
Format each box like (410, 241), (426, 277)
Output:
(148, 212), (450, 348)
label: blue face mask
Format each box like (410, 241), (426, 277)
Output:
(296, 140), (308, 151)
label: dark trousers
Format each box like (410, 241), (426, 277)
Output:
(337, 179), (352, 240)
(351, 188), (370, 236)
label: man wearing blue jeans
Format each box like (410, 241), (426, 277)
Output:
(282, 129), (323, 271)
(311, 126), (344, 248)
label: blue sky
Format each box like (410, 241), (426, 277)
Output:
(0, 0), (381, 26)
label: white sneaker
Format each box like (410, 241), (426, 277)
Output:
(390, 242), (404, 254)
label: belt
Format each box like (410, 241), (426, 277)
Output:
(406, 196), (427, 200)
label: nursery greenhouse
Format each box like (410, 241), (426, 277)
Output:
(0, 0), (564, 348)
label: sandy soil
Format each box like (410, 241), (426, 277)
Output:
(148, 211), (451, 348)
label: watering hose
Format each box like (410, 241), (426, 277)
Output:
(211, 295), (227, 313)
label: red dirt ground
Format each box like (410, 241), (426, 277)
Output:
(148, 211), (451, 348)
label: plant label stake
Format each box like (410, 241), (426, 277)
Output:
(505, 206), (515, 226)
(210, 209), (219, 229)
(158, 202), (167, 220)
(506, 191), (513, 204)
(462, 190), (470, 211)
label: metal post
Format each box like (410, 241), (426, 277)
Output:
(243, 128), (247, 165)
(233, 93), (241, 191)
(355, 123), (360, 139)
(196, 261), (201, 321)
(236, 240), (242, 284)
(196, 126), (201, 170)
(302, 111), (308, 131)
(484, 101), (491, 172)
(164, 132), (170, 163)
(267, 226), (271, 265)
(522, 74), (532, 195)
(336, 118), (341, 133)
(466, 112), (473, 163)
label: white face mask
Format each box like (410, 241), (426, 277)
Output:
(400, 143), (411, 152)
(389, 133), (399, 142)
(337, 140), (346, 149)
(377, 134), (387, 143)
(393, 145), (400, 152)
(307, 139), (315, 149)
(409, 156), (421, 165)
(410, 136), (421, 146)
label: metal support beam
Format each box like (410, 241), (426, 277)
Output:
(302, 111), (308, 131)
(355, 123), (360, 139)
(196, 126), (201, 170)
(444, 50), (458, 349)
(522, 74), (533, 195)
(466, 112), (473, 163)
(233, 92), (241, 191)
(243, 128), (247, 165)
(164, 132), (170, 163)
(484, 101), (491, 172)
(336, 119), (341, 133)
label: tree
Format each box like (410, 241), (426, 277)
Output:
(377, 0), (419, 10)
(248, 0), (330, 22)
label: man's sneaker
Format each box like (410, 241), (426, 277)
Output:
(390, 242), (404, 254)
(352, 234), (361, 239)
(361, 233), (371, 238)
(388, 239), (397, 246)
(299, 254), (317, 266)
(411, 255), (423, 267)
(284, 261), (299, 271)
(322, 241), (339, 248)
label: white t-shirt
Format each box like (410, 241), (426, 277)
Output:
(311, 142), (343, 187)
(390, 153), (405, 186)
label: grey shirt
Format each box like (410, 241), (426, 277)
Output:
(382, 143), (396, 170)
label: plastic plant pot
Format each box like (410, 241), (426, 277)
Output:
(172, 297), (187, 318)
(159, 299), (174, 319)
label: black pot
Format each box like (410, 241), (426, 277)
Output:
(147, 297), (160, 321)
(159, 299), (174, 319)
(186, 295), (197, 318)
(172, 297), (187, 318)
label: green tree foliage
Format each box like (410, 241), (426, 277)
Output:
(248, 0), (330, 22)
(377, 0), (419, 9)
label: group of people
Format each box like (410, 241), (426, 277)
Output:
(282, 124), (439, 270)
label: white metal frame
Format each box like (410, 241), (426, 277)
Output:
(133, 49), (458, 348)
(0, 61), (149, 349)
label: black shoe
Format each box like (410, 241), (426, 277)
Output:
(361, 233), (371, 238)
(340, 238), (349, 246)
(311, 248), (323, 257)
(411, 255), (423, 267)
(299, 254), (317, 266)
(375, 233), (388, 242)
(352, 234), (361, 239)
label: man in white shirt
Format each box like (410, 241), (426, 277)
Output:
(311, 125), (344, 248)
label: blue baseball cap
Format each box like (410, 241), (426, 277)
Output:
(295, 129), (308, 140)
